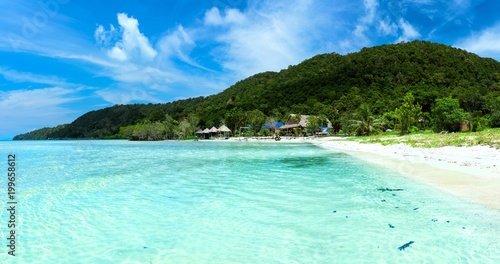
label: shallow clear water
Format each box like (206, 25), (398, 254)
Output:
(0, 140), (499, 263)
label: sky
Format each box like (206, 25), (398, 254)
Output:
(1, 0), (500, 140)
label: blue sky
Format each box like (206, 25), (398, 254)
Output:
(1, 0), (499, 140)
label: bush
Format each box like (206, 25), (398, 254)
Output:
(409, 126), (420, 134)
(490, 112), (500, 128)
(471, 117), (490, 132)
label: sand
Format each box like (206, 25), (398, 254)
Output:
(313, 138), (500, 211)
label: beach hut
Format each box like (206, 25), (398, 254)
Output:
(209, 126), (219, 138)
(218, 125), (232, 138)
(202, 128), (211, 139)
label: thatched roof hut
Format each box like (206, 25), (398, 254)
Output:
(218, 125), (232, 137)
(218, 125), (231, 133)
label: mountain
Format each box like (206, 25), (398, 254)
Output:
(14, 41), (500, 140)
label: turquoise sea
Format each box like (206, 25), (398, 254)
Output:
(0, 140), (499, 263)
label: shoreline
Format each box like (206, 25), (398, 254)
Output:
(312, 138), (500, 211)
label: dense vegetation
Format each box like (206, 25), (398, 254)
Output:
(14, 41), (500, 140)
(13, 125), (66, 140)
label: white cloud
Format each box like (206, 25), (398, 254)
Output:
(345, 0), (379, 49)
(378, 17), (398, 36)
(361, 0), (378, 24)
(0, 87), (76, 109)
(455, 24), (500, 60)
(96, 13), (158, 62)
(156, 25), (209, 70)
(94, 24), (117, 47)
(203, 7), (245, 26)
(396, 18), (421, 42)
(0, 68), (68, 87)
(0, 87), (80, 138)
(108, 46), (128, 61)
(202, 1), (333, 79)
(95, 87), (161, 105)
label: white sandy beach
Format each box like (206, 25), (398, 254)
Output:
(312, 138), (500, 211)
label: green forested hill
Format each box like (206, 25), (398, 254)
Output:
(14, 41), (500, 140)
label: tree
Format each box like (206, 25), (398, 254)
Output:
(340, 112), (354, 135)
(317, 114), (329, 127)
(246, 109), (267, 134)
(291, 114), (302, 123)
(187, 113), (200, 135)
(164, 114), (177, 139)
(306, 115), (320, 135)
(431, 97), (466, 132)
(176, 119), (191, 139)
(382, 111), (398, 131)
(349, 104), (384, 136)
(265, 116), (278, 135)
(120, 122), (166, 141)
(148, 109), (165, 122)
(485, 96), (500, 127)
(225, 107), (246, 135)
(394, 92), (422, 134)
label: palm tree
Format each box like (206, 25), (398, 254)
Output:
(349, 104), (384, 136)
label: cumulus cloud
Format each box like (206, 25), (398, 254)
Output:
(91, 13), (181, 103)
(95, 13), (157, 62)
(455, 23), (500, 59)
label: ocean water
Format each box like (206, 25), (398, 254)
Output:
(0, 140), (499, 263)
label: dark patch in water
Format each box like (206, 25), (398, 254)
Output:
(377, 188), (404, 192)
(431, 219), (438, 222)
(413, 207), (419, 211)
(388, 224), (395, 228)
(398, 241), (414, 251)
(280, 156), (330, 168)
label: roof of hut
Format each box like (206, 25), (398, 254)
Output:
(218, 125), (232, 132)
